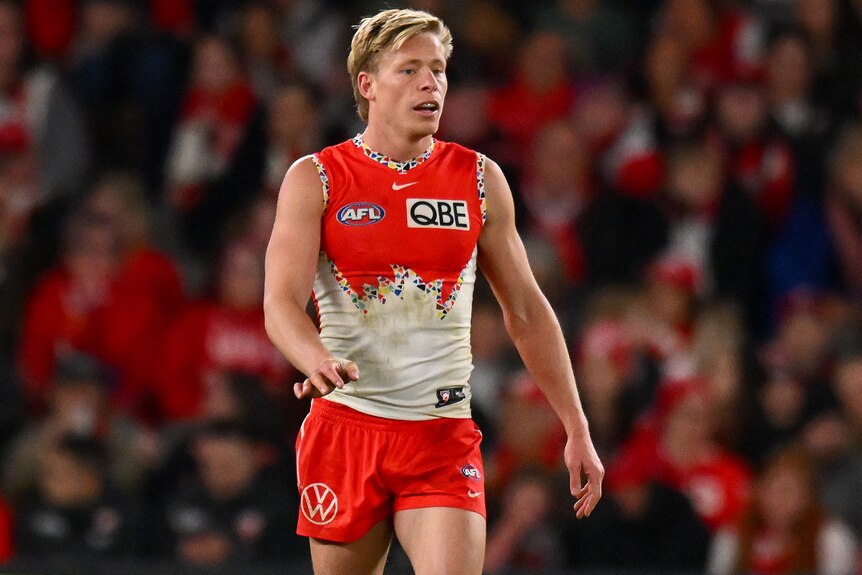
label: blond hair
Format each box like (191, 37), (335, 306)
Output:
(347, 9), (453, 123)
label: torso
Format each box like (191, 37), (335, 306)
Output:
(310, 135), (486, 420)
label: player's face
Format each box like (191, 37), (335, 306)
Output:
(364, 32), (448, 139)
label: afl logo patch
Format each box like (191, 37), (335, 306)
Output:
(461, 464), (481, 481)
(337, 202), (385, 226)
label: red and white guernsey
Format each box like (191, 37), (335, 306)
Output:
(310, 135), (486, 420)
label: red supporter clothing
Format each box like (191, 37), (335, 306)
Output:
(690, 10), (764, 90)
(95, 248), (185, 407)
(19, 249), (184, 411)
(19, 269), (102, 405)
(156, 303), (291, 421)
(729, 139), (795, 229)
(487, 77), (576, 162)
(0, 494), (12, 562)
(296, 399), (486, 542)
(24, 0), (76, 60)
(171, 81), (257, 210)
(617, 423), (751, 531)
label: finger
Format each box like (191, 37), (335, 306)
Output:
(319, 364), (345, 389)
(295, 380), (320, 399)
(344, 361), (360, 381)
(308, 374), (335, 397)
(576, 485), (589, 499)
(570, 468), (584, 496)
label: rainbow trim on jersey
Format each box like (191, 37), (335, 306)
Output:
(311, 154), (330, 210)
(352, 134), (435, 174)
(325, 256), (472, 320)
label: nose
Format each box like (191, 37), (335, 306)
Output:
(419, 67), (438, 92)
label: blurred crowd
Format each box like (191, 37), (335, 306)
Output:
(2, 0), (862, 572)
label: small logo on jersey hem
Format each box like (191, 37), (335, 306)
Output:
(467, 490), (483, 498)
(435, 386), (466, 408)
(337, 202), (385, 226)
(392, 182), (418, 191)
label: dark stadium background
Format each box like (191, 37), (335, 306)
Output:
(1, 0), (862, 573)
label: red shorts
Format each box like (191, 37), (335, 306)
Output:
(295, 398), (486, 542)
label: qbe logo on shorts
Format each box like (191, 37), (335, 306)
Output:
(407, 199), (469, 230)
(301, 483), (338, 525)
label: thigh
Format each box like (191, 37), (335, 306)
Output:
(393, 507), (486, 575)
(310, 520), (393, 575)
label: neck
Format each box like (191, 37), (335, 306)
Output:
(361, 124), (433, 162)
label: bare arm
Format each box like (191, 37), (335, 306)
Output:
(477, 158), (603, 518)
(264, 156), (358, 399)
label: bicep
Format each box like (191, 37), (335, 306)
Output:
(264, 156), (326, 309)
(477, 159), (545, 317)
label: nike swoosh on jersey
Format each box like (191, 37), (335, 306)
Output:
(392, 182), (418, 190)
(468, 491), (482, 498)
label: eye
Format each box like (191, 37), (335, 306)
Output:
(433, 68), (445, 76)
(402, 68), (416, 75)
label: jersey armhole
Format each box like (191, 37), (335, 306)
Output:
(311, 153), (330, 212)
(476, 153), (487, 224)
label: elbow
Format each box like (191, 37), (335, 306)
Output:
(503, 297), (556, 341)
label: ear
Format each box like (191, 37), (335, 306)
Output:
(357, 71), (375, 102)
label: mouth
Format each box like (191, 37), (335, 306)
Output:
(413, 101), (440, 116)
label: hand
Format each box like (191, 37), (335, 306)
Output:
(565, 432), (604, 519)
(294, 358), (360, 399)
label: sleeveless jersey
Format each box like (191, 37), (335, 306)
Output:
(310, 135), (486, 420)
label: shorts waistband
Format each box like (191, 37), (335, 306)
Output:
(311, 398), (471, 432)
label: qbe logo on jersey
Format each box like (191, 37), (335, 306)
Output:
(407, 199), (469, 230)
(300, 483), (338, 525)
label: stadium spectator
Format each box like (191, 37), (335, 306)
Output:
(689, 304), (755, 450)
(0, 0), (89, 200)
(533, 0), (638, 76)
(487, 31), (576, 170)
(764, 29), (831, 195)
(660, 138), (766, 327)
(484, 469), (563, 574)
(238, 3), (293, 100)
(563, 450), (711, 572)
(155, 419), (302, 567)
(707, 446), (857, 575)
(616, 378), (752, 532)
(3, 351), (155, 504)
(17, 210), (121, 412)
(715, 72), (796, 232)
(14, 433), (141, 561)
(154, 241), (292, 422)
(164, 34), (261, 256)
(72, 0), (183, 187)
(825, 124), (862, 299)
(575, 317), (652, 460)
(83, 173), (185, 411)
(263, 83), (323, 196)
(805, 327), (862, 539)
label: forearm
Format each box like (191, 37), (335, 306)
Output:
(505, 298), (589, 437)
(264, 297), (334, 377)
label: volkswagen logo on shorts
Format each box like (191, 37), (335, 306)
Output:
(337, 202), (385, 226)
(460, 464), (481, 481)
(301, 483), (339, 525)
